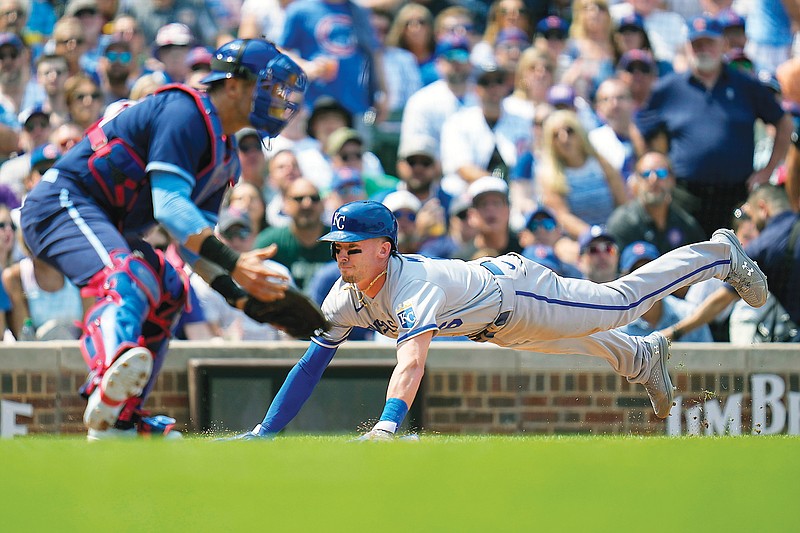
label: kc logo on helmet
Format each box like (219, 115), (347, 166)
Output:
(333, 212), (346, 230)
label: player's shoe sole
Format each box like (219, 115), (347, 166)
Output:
(83, 347), (153, 431)
(643, 333), (674, 419)
(711, 228), (768, 308)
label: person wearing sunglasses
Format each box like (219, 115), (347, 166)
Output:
(27, 55), (70, 128)
(0, 32), (26, 117)
(98, 39), (135, 105)
(325, 126), (398, 198)
(607, 151), (706, 256)
(577, 224), (619, 283)
(383, 190), (423, 254)
(19, 39), (307, 439)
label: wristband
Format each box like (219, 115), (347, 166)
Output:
(199, 235), (240, 273)
(375, 398), (408, 434)
(210, 275), (247, 306)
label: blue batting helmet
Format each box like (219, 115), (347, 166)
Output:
(319, 201), (398, 251)
(201, 39), (307, 138)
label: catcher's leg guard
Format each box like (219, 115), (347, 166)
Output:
(79, 251), (162, 430)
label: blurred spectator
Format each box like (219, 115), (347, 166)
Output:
(254, 177), (332, 293)
(493, 27), (530, 73)
(432, 5), (479, 52)
(522, 243), (583, 278)
(51, 17), (91, 78)
(128, 72), (164, 100)
(612, 13), (672, 77)
(636, 15), (792, 236)
(533, 15), (570, 80)
(440, 62), (531, 194)
(607, 151), (706, 254)
(577, 224), (619, 282)
(110, 14), (147, 71)
(470, 0), (531, 68)
(264, 148), (301, 228)
(237, 0), (291, 43)
(235, 128), (268, 193)
(589, 77), (643, 179)
(510, 102), (554, 215)
(616, 241), (713, 342)
(1, 0), (29, 39)
(0, 107), (53, 199)
(216, 206), (255, 255)
(505, 48), (554, 121)
(0, 32), (27, 119)
(98, 37), (133, 104)
(64, 0), (105, 75)
(49, 121), (83, 153)
(610, 0), (689, 69)
(64, 73), (104, 130)
(454, 175), (522, 259)
(23, 54), (69, 125)
(546, 82), (600, 132)
(517, 204), (580, 265)
(225, 181), (267, 235)
(394, 135), (451, 234)
(382, 190), (423, 254)
(151, 22), (193, 84)
(122, 0), (218, 47)
(538, 109), (626, 239)
(324, 166), (367, 224)
(616, 49), (658, 111)
(325, 126), (396, 197)
(385, 3), (435, 87)
(370, 7), (422, 177)
(400, 33), (478, 160)
(278, 0), (388, 141)
(561, 0), (618, 99)
(418, 192), (477, 258)
(662, 185), (800, 343)
(184, 45), (211, 90)
(718, 8), (746, 54)
(744, 0), (793, 75)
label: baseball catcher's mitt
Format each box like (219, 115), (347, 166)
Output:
(243, 286), (329, 339)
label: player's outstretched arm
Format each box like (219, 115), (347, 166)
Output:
(358, 331), (433, 441)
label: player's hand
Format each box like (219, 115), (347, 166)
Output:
(353, 428), (394, 442)
(231, 244), (288, 302)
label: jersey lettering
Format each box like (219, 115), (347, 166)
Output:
(368, 318), (397, 335)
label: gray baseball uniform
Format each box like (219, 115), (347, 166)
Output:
(317, 240), (732, 384)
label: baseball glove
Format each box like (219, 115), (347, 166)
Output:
(243, 286), (330, 339)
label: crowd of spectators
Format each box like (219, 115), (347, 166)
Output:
(1, 0), (799, 345)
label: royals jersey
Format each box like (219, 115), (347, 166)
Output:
(316, 254), (504, 346)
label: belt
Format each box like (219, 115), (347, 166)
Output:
(468, 261), (516, 342)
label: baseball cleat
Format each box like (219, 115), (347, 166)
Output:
(87, 417), (182, 441)
(216, 424), (273, 441)
(643, 332), (674, 419)
(83, 347), (153, 431)
(711, 229), (768, 307)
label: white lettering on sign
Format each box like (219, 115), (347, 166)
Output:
(0, 400), (33, 438)
(666, 374), (799, 436)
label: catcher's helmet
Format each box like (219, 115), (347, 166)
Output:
(319, 201), (398, 252)
(201, 39), (307, 138)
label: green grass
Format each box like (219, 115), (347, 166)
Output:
(1, 435), (798, 532)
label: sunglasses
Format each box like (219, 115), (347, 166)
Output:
(541, 31), (566, 41)
(529, 218), (557, 232)
(627, 64), (653, 75)
(338, 151), (363, 163)
(75, 91), (102, 102)
(57, 37), (85, 46)
(406, 156), (433, 168)
(0, 221), (16, 231)
(405, 18), (429, 27)
(290, 194), (321, 203)
(587, 241), (615, 255)
(454, 210), (468, 220)
(0, 49), (19, 61)
(238, 141), (262, 154)
(500, 6), (527, 15)
(24, 118), (49, 132)
(106, 50), (132, 64)
(74, 8), (98, 17)
(478, 76), (506, 87)
(639, 167), (670, 180)
(393, 210), (417, 222)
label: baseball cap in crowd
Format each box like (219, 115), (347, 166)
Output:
(325, 127), (363, 157)
(474, 60), (508, 85)
(687, 15), (723, 42)
(467, 175), (508, 205)
(524, 205), (557, 231)
(18, 105), (50, 130)
(0, 32), (23, 51)
(435, 34), (470, 62)
(616, 13), (645, 32)
(30, 143), (61, 172)
(235, 127), (260, 145)
(496, 28), (530, 48)
(522, 244), (562, 273)
(578, 224), (616, 254)
(449, 193), (471, 219)
(383, 190), (422, 215)
(547, 84), (576, 109)
(535, 16), (569, 39)
(185, 46), (213, 71)
(64, 0), (98, 17)
(717, 9), (745, 30)
(617, 49), (656, 73)
(154, 23), (194, 59)
(330, 167), (364, 194)
(217, 207), (252, 240)
(620, 240), (660, 274)
(306, 97), (353, 137)
(397, 135), (437, 161)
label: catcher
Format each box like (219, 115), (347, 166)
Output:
(20, 39), (325, 440)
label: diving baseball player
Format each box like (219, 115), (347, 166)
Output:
(20, 39), (308, 439)
(235, 200), (767, 440)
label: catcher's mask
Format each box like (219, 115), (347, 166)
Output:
(201, 39), (307, 139)
(319, 201), (399, 258)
